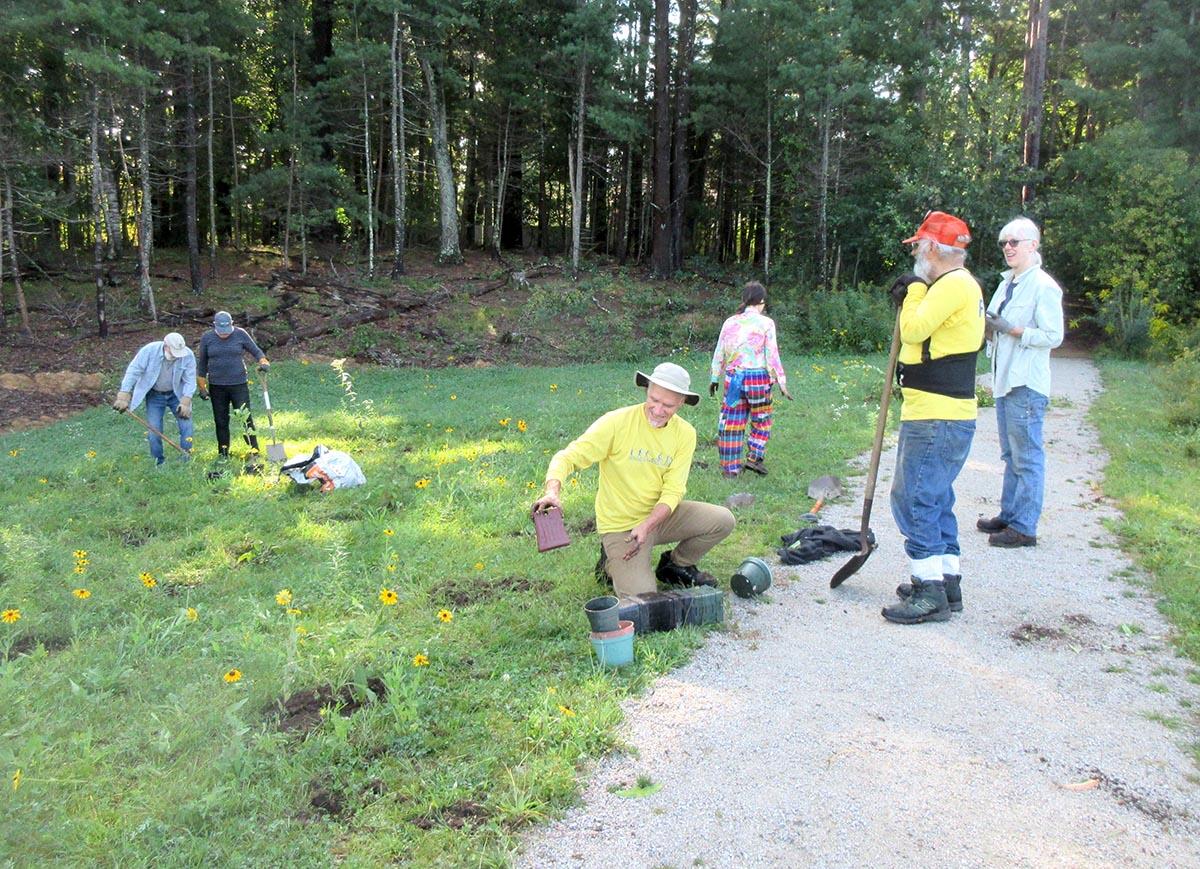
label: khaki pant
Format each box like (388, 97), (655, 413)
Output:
(600, 500), (736, 597)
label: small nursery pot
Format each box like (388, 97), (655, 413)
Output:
(730, 556), (772, 598)
(584, 595), (620, 633)
(589, 619), (635, 667)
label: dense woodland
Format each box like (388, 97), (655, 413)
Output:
(1, 0), (1198, 352)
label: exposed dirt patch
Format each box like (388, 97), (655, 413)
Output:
(0, 386), (104, 433)
(307, 779), (346, 818)
(571, 517), (596, 536)
(433, 574), (552, 608)
(411, 799), (488, 830)
(273, 677), (388, 736)
(1063, 613), (1095, 627)
(1009, 622), (1068, 644)
(4, 634), (71, 660)
(1085, 767), (1190, 825)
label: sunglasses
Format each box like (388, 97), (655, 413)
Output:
(998, 238), (1031, 249)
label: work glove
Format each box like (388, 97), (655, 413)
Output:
(257, 358), (270, 372)
(889, 273), (925, 308)
(985, 312), (1015, 336)
(178, 396), (192, 419)
(113, 391), (131, 413)
(196, 376), (210, 401)
(709, 381), (719, 398)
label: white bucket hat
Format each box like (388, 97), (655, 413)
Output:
(635, 362), (700, 406)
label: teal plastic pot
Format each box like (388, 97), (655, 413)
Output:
(589, 620), (635, 667)
(584, 595), (620, 632)
(731, 556), (772, 598)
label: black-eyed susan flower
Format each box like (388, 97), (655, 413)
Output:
(415, 478), (430, 489)
(223, 669), (242, 684)
(73, 550), (88, 560)
(86, 450), (97, 459)
(286, 607), (302, 616)
(275, 589), (293, 606)
(73, 565), (87, 575)
(185, 607), (198, 622)
(449, 394), (457, 400)
(379, 588), (398, 606)
(412, 653), (430, 667)
(12, 769), (21, 791)
(499, 417), (510, 427)
(383, 528), (394, 537)
(473, 561), (484, 571)
(550, 383), (558, 392)
(437, 609), (453, 623)
(517, 419), (527, 432)
(72, 588), (91, 600)
(558, 704), (576, 717)
(7, 449), (19, 457)
(2, 609), (21, 623)
(139, 572), (157, 588)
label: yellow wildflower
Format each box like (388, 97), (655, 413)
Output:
(2, 609), (20, 623)
(73, 565), (86, 575)
(12, 769), (21, 791)
(386, 563), (397, 572)
(412, 653), (430, 667)
(445, 427), (453, 433)
(473, 561), (484, 571)
(499, 417), (510, 427)
(449, 394), (457, 400)
(140, 572), (157, 588)
(73, 550), (88, 560)
(517, 419), (527, 433)
(223, 669), (243, 684)
(72, 588), (91, 600)
(39, 478), (48, 484)
(86, 450), (97, 459)
(286, 608), (302, 616)
(383, 528), (394, 536)
(275, 589), (293, 606)
(185, 607), (198, 622)
(550, 384), (558, 392)
(7, 449), (19, 457)
(437, 609), (453, 623)
(379, 587), (398, 606)
(415, 478), (430, 489)
(558, 704), (576, 717)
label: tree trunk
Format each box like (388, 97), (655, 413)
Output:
(228, 74), (241, 250)
(138, 86), (157, 323)
(650, 0), (672, 279)
(817, 91), (830, 286)
(0, 198), (5, 329)
(102, 166), (121, 259)
(1020, 0), (1050, 205)
(568, 58), (586, 273)
(2, 174), (31, 335)
(89, 87), (108, 337)
(764, 107), (773, 283)
(184, 57), (203, 294)
(206, 56), (218, 277)
(492, 109), (513, 257)
(670, 0), (696, 272)
(284, 36), (299, 268)
(390, 11), (407, 278)
(417, 50), (463, 264)
(362, 54), (375, 277)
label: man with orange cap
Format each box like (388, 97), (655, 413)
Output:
(885, 211), (985, 624)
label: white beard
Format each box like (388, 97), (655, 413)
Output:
(913, 252), (934, 283)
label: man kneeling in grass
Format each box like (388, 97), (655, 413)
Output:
(531, 363), (736, 596)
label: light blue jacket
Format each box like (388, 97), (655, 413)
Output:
(986, 258), (1065, 399)
(119, 341), (197, 410)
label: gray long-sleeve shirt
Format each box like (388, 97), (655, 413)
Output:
(197, 328), (264, 386)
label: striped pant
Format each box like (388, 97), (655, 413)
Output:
(716, 368), (773, 474)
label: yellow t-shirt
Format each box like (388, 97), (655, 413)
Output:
(546, 403), (696, 533)
(897, 268), (985, 421)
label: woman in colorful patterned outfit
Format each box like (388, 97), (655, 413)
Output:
(709, 282), (792, 477)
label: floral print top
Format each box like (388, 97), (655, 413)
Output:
(710, 310), (786, 384)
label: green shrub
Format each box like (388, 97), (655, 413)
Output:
(779, 285), (894, 354)
(1159, 346), (1200, 428)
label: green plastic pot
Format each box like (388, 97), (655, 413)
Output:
(731, 556), (772, 598)
(584, 595), (620, 632)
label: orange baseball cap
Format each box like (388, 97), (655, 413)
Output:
(903, 211), (972, 248)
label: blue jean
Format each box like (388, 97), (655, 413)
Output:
(995, 386), (1048, 537)
(145, 389), (194, 465)
(890, 419), (976, 560)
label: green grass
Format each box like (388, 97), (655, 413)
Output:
(1092, 360), (1200, 662)
(0, 352), (885, 865)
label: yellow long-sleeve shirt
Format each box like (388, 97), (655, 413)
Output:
(898, 268), (985, 421)
(546, 403), (696, 534)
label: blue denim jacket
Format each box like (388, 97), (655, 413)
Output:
(119, 341), (198, 410)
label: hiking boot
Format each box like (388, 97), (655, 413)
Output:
(743, 457), (768, 476)
(896, 574), (963, 612)
(655, 550), (718, 588)
(988, 527), (1036, 548)
(976, 516), (1007, 533)
(595, 544), (611, 586)
(882, 579), (951, 624)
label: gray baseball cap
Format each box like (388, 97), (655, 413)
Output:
(213, 311), (234, 336)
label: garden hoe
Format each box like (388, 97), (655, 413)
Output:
(258, 370), (288, 463)
(830, 311), (903, 589)
(120, 407), (187, 455)
(801, 474), (843, 523)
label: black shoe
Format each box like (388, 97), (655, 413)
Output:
(882, 579), (951, 624)
(655, 550), (718, 588)
(595, 544), (611, 586)
(988, 527), (1036, 548)
(743, 457), (768, 476)
(897, 574), (963, 612)
(976, 516), (1007, 533)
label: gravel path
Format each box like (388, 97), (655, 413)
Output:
(517, 357), (1200, 868)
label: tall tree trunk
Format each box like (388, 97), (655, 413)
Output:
(670, 0), (696, 272)
(650, 0), (672, 279)
(3, 174), (31, 335)
(184, 57), (203, 294)
(1020, 0), (1050, 205)
(0, 197), (5, 329)
(361, 54), (375, 277)
(138, 86), (157, 322)
(493, 109), (512, 258)
(89, 86), (108, 337)
(417, 51), (462, 264)
(817, 91), (831, 286)
(568, 56), (586, 273)
(764, 107), (773, 283)
(390, 10), (406, 278)
(101, 166), (120, 259)
(206, 56), (218, 277)
(228, 74), (241, 250)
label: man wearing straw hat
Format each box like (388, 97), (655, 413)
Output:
(113, 332), (197, 465)
(532, 362), (736, 597)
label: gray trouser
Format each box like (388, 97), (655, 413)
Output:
(600, 500), (736, 597)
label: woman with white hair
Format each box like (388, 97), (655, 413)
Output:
(978, 216), (1065, 548)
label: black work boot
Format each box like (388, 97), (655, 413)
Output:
(896, 574), (963, 612)
(882, 578), (951, 624)
(595, 544), (611, 586)
(743, 457), (768, 476)
(988, 527), (1037, 548)
(976, 516), (1007, 533)
(655, 550), (718, 588)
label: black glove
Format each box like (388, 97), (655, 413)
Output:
(889, 273), (925, 307)
(709, 382), (718, 398)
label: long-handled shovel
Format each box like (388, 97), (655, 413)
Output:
(258, 370), (288, 463)
(830, 312), (903, 588)
(125, 409), (186, 455)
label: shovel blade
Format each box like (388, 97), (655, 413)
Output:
(829, 533), (876, 588)
(807, 474), (844, 501)
(267, 443), (288, 463)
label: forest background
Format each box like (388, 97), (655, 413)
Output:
(0, 0), (1198, 361)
